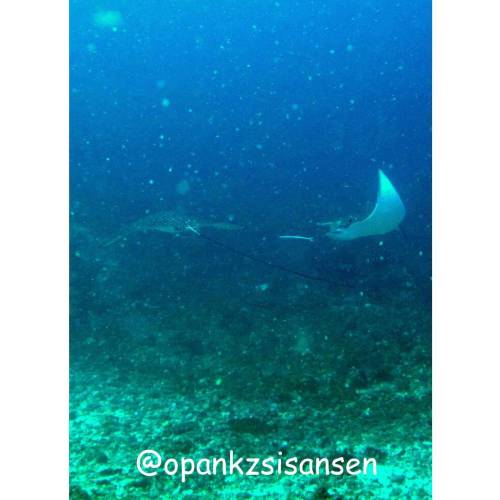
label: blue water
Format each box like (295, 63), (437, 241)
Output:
(70, 1), (431, 498)
(71, 0), (430, 231)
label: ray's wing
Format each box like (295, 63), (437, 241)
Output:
(324, 170), (406, 241)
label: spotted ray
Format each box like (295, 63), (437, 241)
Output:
(104, 210), (242, 247)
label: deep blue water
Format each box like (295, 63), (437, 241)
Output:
(70, 2), (431, 497)
(70, 0), (430, 241)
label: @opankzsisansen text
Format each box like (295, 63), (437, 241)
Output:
(137, 449), (377, 482)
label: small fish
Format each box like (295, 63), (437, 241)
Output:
(278, 235), (314, 242)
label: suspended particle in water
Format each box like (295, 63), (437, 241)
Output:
(176, 179), (190, 195)
(161, 98), (171, 108)
(93, 10), (123, 29)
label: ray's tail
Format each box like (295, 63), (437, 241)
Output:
(194, 231), (339, 285)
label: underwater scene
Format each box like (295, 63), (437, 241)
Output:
(70, 0), (431, 498)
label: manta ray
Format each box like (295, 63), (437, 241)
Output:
(318, 169), (406, 240)
(104, 210), (242, 246)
